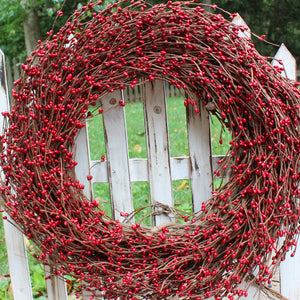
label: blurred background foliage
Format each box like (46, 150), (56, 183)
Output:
(0, 0), (299, 65)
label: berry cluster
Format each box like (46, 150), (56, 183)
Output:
(0, 1), (299, 299)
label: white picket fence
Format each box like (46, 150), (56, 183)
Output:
(0, 14), (298, 300)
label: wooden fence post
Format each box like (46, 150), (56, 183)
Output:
(1, 49), (69, 300)
(272, 43), (299, 300)
(44, 265), (68, 300)
(230, 15), (264, 300)
(143, 80), (174, 225)
(74, 110), (101, 300)
(0, 50), (33, 300)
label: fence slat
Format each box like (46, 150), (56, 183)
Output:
(75, 125), (93, 199)
(101, 90), (134, 221)
(143, 80), (173, 225)
(91, 155), (230, 183)
(2, 215), (33, 300)
(187, 99), (213, 213)
(238, 283), (261, 299)
(230, 15), (268, 300)
(232, 14), (251, 39)
(272, 43), (300, 300)
(0, 50), (33, 300)
(272, 43), (297, 80)
(74, 123), (94, 300)
(45, 265), (68, 300)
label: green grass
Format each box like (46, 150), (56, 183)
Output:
(0, 226), (12, 300)
(0, 95), (231, 298)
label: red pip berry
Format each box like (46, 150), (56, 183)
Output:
(66, 74), (73, 81)
(148, 75), (155, 81)
(259, 34), (266, 41)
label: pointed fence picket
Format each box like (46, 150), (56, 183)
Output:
(0, 50), (69, 300)
(0, 13), (298, 300)
(271, 43), (299, 300)
(0, 50), (33, 300)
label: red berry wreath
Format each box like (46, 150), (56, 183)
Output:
(0, 1), (299, 299)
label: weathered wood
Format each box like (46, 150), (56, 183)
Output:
(272, 43), (297, 80)
(2, 214), (33, 300)
(143, 80), (173, 225)
(232, 14), (251, 39)
(186, 99), (213, 212)
(272, 43), (299, 300)
(74, 119), (95, 300)
(5, 57), (13, 100)
(75, 125), (93, 200)
(124, 84), (143, 103)
(0, 50), (33, 300)
(45, 265), (68, 300)
(91, 155), (229, 183)
(238, 283), (261, 299)
(101, 90), (134, 221)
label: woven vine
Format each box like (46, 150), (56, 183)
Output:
(1, 1), (299, 299)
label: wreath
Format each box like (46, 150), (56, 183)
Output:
(0, 1), (299, 299)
